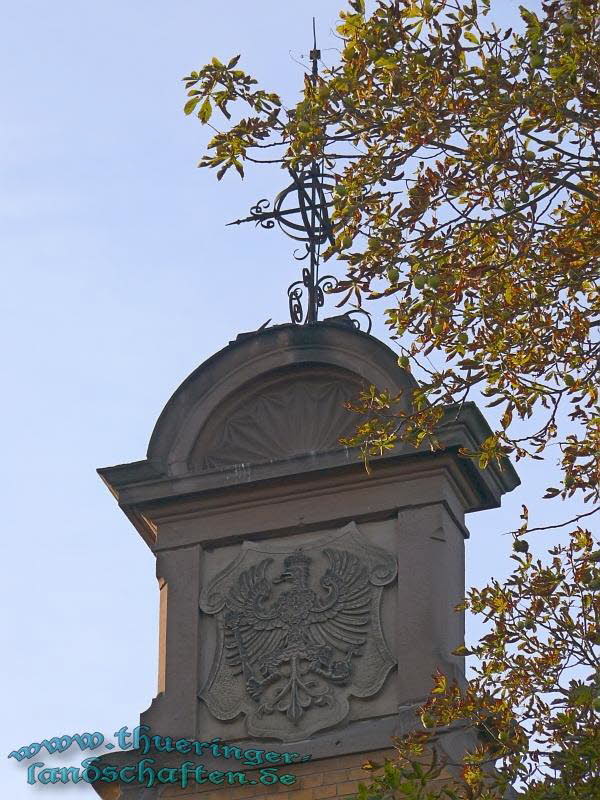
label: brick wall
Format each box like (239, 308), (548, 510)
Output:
(161, 748), (397, 800)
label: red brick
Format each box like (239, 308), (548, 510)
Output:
(336, 781), (360, 797)
(347, 768), (370, 781)
(322, 770), (348, 785)
(300, 774), (324, 789)
(313, 786), (337, 799)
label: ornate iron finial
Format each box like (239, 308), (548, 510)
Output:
(309, 16), (320, 81)
(227, 21), (372, 333)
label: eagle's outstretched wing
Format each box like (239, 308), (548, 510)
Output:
(308, 549), (371, 651)
(223, 558), (286, 675)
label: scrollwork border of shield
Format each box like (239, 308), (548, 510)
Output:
(198, 522), (398, 741)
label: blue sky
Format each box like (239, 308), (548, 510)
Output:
(2, 1), (578, 797)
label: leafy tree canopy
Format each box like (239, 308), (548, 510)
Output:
(183, 1), (599, 796)
(183, 0), (598, 509)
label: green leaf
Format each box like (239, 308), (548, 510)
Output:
(375, 56), (399, 69)
(184, 97), (200, 115)
(198, 98), (213, 124)
(452, 644), (472, 656)
(410, 20), (425, 39)
(520, 117), (537, 132)
(519, 6), (540, 29)
(464, 31), (479, 44)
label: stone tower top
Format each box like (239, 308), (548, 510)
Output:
(94, 319), (518, 799)
(99, 319), (518, 550)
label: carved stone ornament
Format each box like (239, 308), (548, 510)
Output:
(190, 372), (363, 471)
(199, 522), (397, 741)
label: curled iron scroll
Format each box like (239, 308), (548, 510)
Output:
(343, 310), (373, 335)
(287, 273), (339, 326)
(229, 163), (349, 325)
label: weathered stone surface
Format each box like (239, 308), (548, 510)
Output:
(190, 367), (363, 471)
(98, 323), (519, 551)
(96, 320), (520, 799)
(199, 522), (396, 740)
(146, 321), (417, 481)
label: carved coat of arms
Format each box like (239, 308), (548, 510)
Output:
(199, 523), (397, 740)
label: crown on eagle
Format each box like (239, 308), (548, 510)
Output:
(283, 549), (311, 570)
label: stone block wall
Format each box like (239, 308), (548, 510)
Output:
(96, 322), (518, 800)
(159, 749), (396, 800)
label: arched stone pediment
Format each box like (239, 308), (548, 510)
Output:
(146, 321), (418, 478)
(99, 318), (520, 547)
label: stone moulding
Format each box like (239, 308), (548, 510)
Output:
(93, 321), (521, 799)
(97, 324), (519, 550)
(148, 322), (417, 478)
(199, 522), (397, 741)
(190, 367), (363, 471)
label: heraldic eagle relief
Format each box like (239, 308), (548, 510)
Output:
(199, 523), (397, 741)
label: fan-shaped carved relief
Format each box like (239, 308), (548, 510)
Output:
(189, 368), (363, 471)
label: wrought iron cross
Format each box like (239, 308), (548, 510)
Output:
(227, 21), (340, 326)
